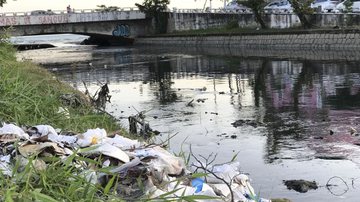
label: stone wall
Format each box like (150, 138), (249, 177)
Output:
(135, 30), (360, 50)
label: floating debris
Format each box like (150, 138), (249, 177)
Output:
(284, 179), (318, 193)
(315, 155), (347, 160)
(349, 127), (359, 136)
(128, 111), (159, 137)
(196, 98), (207, 103)
(231, 119), (264, 128)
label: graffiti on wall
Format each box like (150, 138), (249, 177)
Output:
(0, 11), (145, 27)
(112, 24), (130, 37)
(0, 15), (69, 26)
(0, 17), (17, 26)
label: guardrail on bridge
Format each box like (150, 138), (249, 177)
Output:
(0, 8), (145, 27)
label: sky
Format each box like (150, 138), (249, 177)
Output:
(0, 0), (227, 13)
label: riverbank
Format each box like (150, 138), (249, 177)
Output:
(0, 41), (126, 200)
(0, 43), (120, 132)
(0, 40), (277, 201)
(136, 28), (360, 50)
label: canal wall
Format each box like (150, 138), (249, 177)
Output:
(166, 12), (360, 31)
(135, 30), (360, 50)
(135, 45), (360, 62)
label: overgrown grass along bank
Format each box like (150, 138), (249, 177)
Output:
(0, 42), (121, 133)
(0, 41), (130, 201)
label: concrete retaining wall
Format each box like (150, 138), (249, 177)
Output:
(136, 31), (360, 50)
(166, 12), (360, 32)
(167, 13), (258, 31)
(135, 45), (360, 61)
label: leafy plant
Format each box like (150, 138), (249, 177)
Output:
(226, 19), (240, 29)
(0, 0), (6, 7)
(239, 0), (268, 29)
(135, 0), (169, 16)
(344, 0), (354, 13)
(135, 0), (170, 33)
(288, 0), (314, 28)
(96, 5), (120, 12)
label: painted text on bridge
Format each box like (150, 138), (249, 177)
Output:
(0, 9), (145, 27)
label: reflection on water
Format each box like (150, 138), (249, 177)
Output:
(20, 45), (360, 202)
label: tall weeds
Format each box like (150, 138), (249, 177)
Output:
(0, 43), (120, 132)
(0, 41), (125, 201)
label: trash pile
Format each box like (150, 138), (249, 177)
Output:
(0, 123), (271, 201)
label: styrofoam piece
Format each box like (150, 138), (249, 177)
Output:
(0, 123), (29, 140)
(80, 143), (130, 163)
(104, 135), (142, 150)
(76, 128), (107, 147)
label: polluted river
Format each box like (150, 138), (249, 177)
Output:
(15, 34), (360, 202)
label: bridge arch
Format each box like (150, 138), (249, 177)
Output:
(0, 9), (152, 44)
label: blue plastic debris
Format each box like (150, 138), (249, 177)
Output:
(191, 178), (204, 193)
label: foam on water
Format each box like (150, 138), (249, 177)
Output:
(10, 34), (88, 47)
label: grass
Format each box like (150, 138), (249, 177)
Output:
(0, 156), (103, 201)
(0, 41), (121, 133)
(0, 40), (128, 201)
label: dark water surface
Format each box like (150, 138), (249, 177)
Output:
(18, 45), (360, 202)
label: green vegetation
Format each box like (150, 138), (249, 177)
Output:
(0, 41), (120, 133)
(239, 0), (268, 29)
(225, 19), (240, 29)
(0, 154), (116, 201)
(0, 0), (6, 7)
(135, 0), (170, 33)
(0, 34), (129, 201)
(96, 5), (120, 12)
(288, 0), (314, 28)
(135, 0), (170, 15)
(344, 0), (354, 12)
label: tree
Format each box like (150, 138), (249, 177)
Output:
(96, 5), (120, 12)
(135, 0), (170, 33)
(239, 0), (267, 29)
(0, 0), (6, 7)
(288, 0), (314, 28)
(344, 0), (354, 13)
(135, 0), (169, 17)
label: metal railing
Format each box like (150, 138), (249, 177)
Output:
(171, 7), (360, 14)
(3, 6), (359, 17)
(0, 7), (139, 17)
(172, 8), (253, 14)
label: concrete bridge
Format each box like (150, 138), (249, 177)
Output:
(0, 8), (151, 44)
(3, 7), (358, 46)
